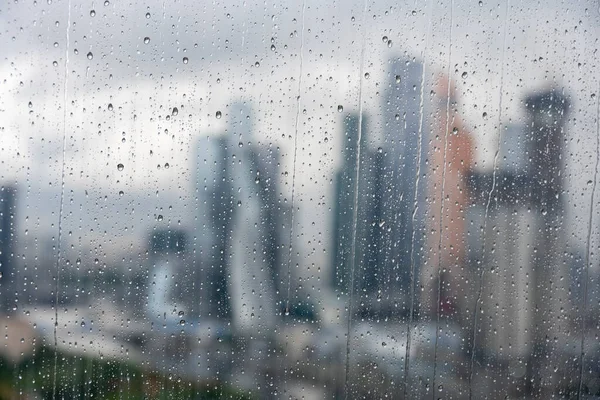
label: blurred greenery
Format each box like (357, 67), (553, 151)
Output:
(0, 345), (255, 400)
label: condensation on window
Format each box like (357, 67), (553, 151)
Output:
(0, 0), (599, 398)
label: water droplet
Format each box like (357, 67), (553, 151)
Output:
(53, 42), (59, 48)
(216, 111), (222, 119)
(87, 52), (93, 60)
(172, 107), (178, 116)
(395, 114), (400, 121)
(145, 12), (151, 19)
(144, 37), (150, 44)
(270, 44), (276, 51)
(592, 93), (597, 99)
(411, 10), (417, 16)
(237, 200), (242, 207)
(157, 215), (163, 221)
(118, 190), (124, 196)
(461, 71), (468, 79)
(164, 163), (170, 169)
(103, 0), (109, 5)
(395, 75), (401, 84)
(182, 57), (189, 64)
(337, 105), (343, 113)
(452, 127), (459, 134)
(382, 36), (388, 43)
(482, 112), (488, 119)
(117, 163), (124, 171)
(364, 72), (370, 79)
(28, 101), (33, 109)
(108, 103), (113, 111)
(254, 61), (260, 67)
(90, 9), (96, 17)
(53, 61), (58, 67)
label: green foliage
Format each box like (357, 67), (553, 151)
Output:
(0, 346), (254, 400)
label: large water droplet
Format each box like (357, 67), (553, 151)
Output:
(216, 111), (222, 119)
(182, 57), (188, 64)
(90, 9), (96, 17)
(337, 105), (343, 113)
(144, 37), (150, 44)
(172, 107), (178, 116)
(87, 52), (93, 60)
(117, 163), (124, 171)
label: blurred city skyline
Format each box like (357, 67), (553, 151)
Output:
(1, 0), (600, 398)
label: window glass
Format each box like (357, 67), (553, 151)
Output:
(1, 0), (599, 398)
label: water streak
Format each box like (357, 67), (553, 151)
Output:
(578, 81), (600, 399)
(432, 1), (453, 395)
(344, 1), (369, 398)
(468, 2), (510, 398)
(285, 0), (306, 315)
(403, 0), (432, 396)
(53, 0), (72, 398)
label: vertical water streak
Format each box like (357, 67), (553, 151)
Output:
(53, 0), (72, 398)
(468, 2), (510, 399)
(403, 0), (432, 396)
(578, 81), (600, 399)
(343, 0), (369, 398)
(285, 0), (306, 315)
(432, 1), (453, 396)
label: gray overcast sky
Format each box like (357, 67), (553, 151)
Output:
(1, 0), (599, 267)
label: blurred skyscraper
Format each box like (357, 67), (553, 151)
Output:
(330, 56), (431, 319)
(0, 185), (16, 313)
(331, 113), (369, 295)
(524, 88), (571, 394)
(420, 76), (474, 324)
(467, 124), (533, 361)
(377, 57), (430, 317)
(195, 102), (289, 334)
(466, 88), (572, 395)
